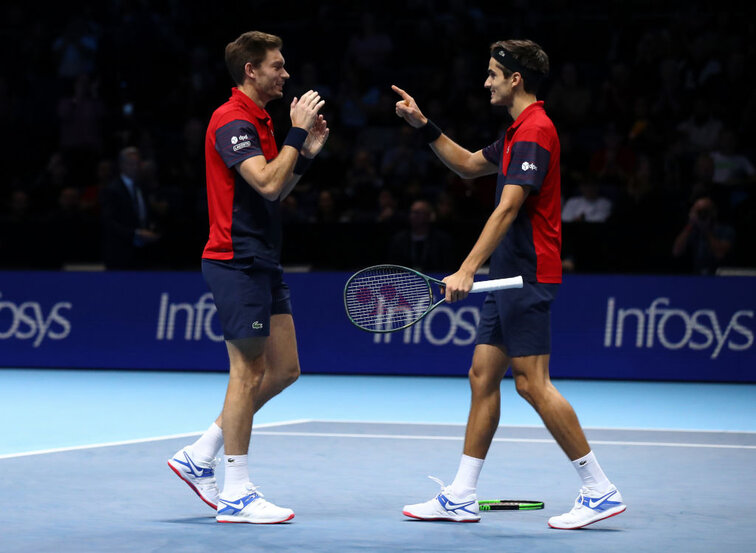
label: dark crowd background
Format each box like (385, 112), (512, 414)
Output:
(2, 0), (755, 275)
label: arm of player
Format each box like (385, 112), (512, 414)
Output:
(443, 184), (529, 302)
(280, 114), (330, 200)
(392, 85), (496, 179)
(237, 90), (325, 201)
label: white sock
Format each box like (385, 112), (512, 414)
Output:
(222, 454), (249, 497)
(450, 454), (485, 498)
(190, 422), (224, 461)
(572, 451), (611, 491)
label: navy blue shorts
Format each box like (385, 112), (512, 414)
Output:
(475, 281), (559, 357)
(201, 257), (292, 340)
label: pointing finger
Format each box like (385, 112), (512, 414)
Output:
(391, 85), (412, 103)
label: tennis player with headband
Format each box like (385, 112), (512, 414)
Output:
(167, 31), (328, 524)
(393, 39), (625, 529)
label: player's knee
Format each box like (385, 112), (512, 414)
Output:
(468, 364), (497, 394)
(515, 373), (548, 406)
(230, 367), (265, 395)
(283, 363), (300, 387)
(514, 373), (535, 403)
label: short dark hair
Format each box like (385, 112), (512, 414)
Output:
(490, 39), (549, 94)
(225, 31), (283, 85)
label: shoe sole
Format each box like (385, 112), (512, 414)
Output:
(403, 510), (480, 523)
(548, 505), (627, 530)
(167, 460), (218, 510)
(217, 513), (295, 524)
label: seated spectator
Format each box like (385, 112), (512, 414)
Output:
(676, 98), (723, 153)
(375, 188), (402, 226)
(388, 199), (455, 273)
(546, 62), (592, 129)
(710, 130), (755, 187)
(562, 178), (613, 223)
(379, 126), (430, 187)
(101, 146), (161, 269)
(672, 196), (735, 275)
(588, 125), (636, 188)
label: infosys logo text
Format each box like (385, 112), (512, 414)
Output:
(156, 292), (223, 341)
(374, 305), (479, 346)
(604, 297), (753, 359)
(0, 292), (72, 347)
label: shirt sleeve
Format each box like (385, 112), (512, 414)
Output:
(505, 140), (551, 192)
(481, 136), (505, 167)
(215, 119), (264, 168)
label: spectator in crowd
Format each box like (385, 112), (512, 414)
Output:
(100, 146), (160, 269)
(388, 199), (455, 272)
(561, 178), (613, 223)
(375, 188), (402, 226)
(0, 190), (38, 267)
(710, 130), (755, 187)
(380, 126), (430, 187)
(312, 188), (344, 224)
(588, 125), (636, 189)
(676, 98), (724, 153)
(56, 73), (105, 183)
(344, 147), (383, 221)
(48, 185), (99, 267)
(672, 196), (734, 274)
(546, 62), (592, 129)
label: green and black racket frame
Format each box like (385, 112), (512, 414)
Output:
(344, 264), (523, 333)
(478, 499), (545, 511)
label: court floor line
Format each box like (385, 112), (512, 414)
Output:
(252, 430), (756, 450)
(308, 418), (756, 434)
(0, 419), (312, 460)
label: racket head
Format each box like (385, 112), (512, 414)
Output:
(478, 500), (544, 511)
(343, 264), (443, 333)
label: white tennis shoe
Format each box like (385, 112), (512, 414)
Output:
(216, 482), (295, 524)
(402, 476), (480, 522)
(167, 446), (219, 510)
(548, 484), (626, 529)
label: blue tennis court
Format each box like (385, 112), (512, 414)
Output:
(2, 370), (755, 552)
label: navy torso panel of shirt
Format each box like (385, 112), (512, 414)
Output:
(214, 120), (282, 262)
(482, 138), (550, 280)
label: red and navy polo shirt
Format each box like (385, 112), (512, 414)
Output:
(481, 101), (562, 283)
(203, 88), (282, 262)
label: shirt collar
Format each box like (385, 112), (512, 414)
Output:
(231, 87), (270, 122)
(508, 101), (544, 133)
(121, 174), (134, 188)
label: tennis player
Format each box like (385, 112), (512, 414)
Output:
(394, 39), (625, 529)
(168, 31), (328, 524)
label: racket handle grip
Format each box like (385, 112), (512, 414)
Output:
(471, 275), (523, 293)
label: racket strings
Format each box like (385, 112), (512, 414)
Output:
(345, 268), (433, 332)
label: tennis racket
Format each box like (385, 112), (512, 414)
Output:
(344, 264), (523, 333)
(478, 500), (544, 511)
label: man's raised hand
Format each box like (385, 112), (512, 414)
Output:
(290, 89), (325, 130)
(392, 85), (427, 128)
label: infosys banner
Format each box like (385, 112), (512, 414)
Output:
(0, 271), (753, 382)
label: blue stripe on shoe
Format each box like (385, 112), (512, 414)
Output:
(579, 490), (622, 513)
(217, 492), (260, 515)
(437, 494), (477, 515)
(174, 452), (214, 478)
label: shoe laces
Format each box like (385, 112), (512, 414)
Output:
(427, 475), (452, 495)
(244, 482), (265, 498)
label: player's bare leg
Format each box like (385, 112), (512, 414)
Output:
(214, 314), (300, 429)
(402, 344), (509, 522)
(221, 337), (267, 455)
(462, 344), (510, 459)
(510, 354), (589, 459)
(510, 354), (625, 528)
(214, 335), (294, 523)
